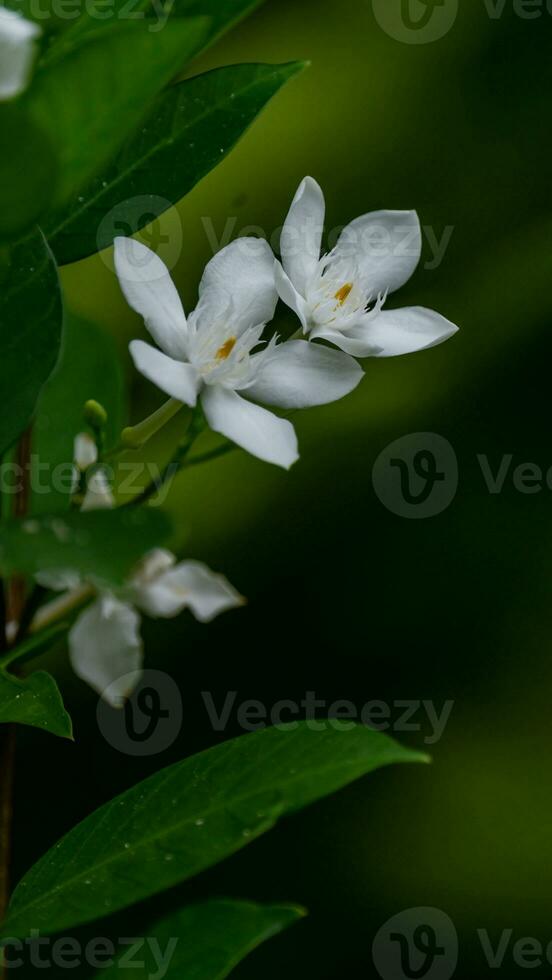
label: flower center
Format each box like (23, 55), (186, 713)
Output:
(215, 336), (237, 361)
(334, 282), (353, 306)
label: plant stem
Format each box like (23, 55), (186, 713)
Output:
(120, 398), (184, 451)
(125, 407), (206, 506)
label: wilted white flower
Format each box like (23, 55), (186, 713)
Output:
(37, 550), (244, 706)
(0, 7), (41, 101)
(114, 236), (363, 470)
(35, 448), (244, 705)
(275, 176), (459, 358)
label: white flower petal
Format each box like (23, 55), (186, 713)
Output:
(274, 261), (308, 331)
(74, 433), (97, 470)
(114, 237), (188, 360)
(316, 305), (458, 358)
(129, 339), (199, 405)
(333, 210), (421, 296)
(201, 385), (299, 470)
(35, 569), (82, 591)
(132, 548), (176, 587)
(0, 8), (40, 101)
(69, 596), (143, 705)
(81, 470), (115, 511)
(245, 340), (363, 409)
(197, 238), (278, 331)
(310, 326), (383, 357)
(134, 560), (244, 621)
(280, 176), (325, 296)
(363, 305), (459, 357)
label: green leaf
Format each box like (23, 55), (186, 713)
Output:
(172, 0), (266, 47)
(2, 723), (427, 937)
(47, 62), (306, 264)
(30, 315), (125, 515)
(47, 62), (306, 265)
(0, 508), (172, 588)
(25, 18), (209, 211)
(0, 230), (62, 458)
(0, 105), (58, 244)
(0, 670), (72, 740)
(45, 0), (266, 68)
(101, 900), (304, 979)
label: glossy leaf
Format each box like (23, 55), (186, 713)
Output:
(0, 105), (58, 243)
(101, 900), (304, 979)
(25, 18), (209, 210)
(0, 230), (62, 457)
(47, 61), (306, 265)
(2, 723), (427, 937)
(45, 0), (266, 66)
(0, 508), (171, 588)
(31, 315), (125, 515)
(0, 670), (72, 740)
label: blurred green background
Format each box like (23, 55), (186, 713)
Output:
(13, 0), (552, 975)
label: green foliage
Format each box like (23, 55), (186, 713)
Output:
(0, 230), (62, 458)
(0, 508), (171, 588)
(31, 315), (126, 515)
(47, 61), (306, 265)
(45, 0), (267, 64)
(2, 723), (426, 937)
(0, 105), (58, 244)
(0, 670), (72, 739)
(100, 900), (304, 979)
(25, 18), (209, 209)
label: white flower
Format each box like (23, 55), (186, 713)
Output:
(114, 236), (364, 470)
(70, 550), (244, 705)
(0, 7), (41, 101)
(36, 446), (243, 706)
(38, 550), (244, 706)
(275, 176), (459, 358)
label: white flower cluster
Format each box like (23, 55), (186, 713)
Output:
(115, 176), (458, 470)
(35, 180), (459, 707)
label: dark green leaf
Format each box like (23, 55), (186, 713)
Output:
(0, 670), (72, 740)
(47, 62), (306, 265)
(26, 18), (209, 210)
(45, 0), (266, 67)
(0, 508), (172, 588)
(0, 230), (62, 457)
(0, 105), (58, 243)
(101, 900), (304, 979)
(172, 0), (265, 46)
(2, 723), (427, 937)
(31, 315), (125, 514)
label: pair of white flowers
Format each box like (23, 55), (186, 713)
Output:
(0, 6), (40, 101)
(35, 435), (243, 706)
(115, 177), (458, 469)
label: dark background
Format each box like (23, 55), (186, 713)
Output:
(12, 0), (552, 976)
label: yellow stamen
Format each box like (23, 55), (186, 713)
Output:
(334, 283), (353, 305)
(215, 336), (237, 361)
